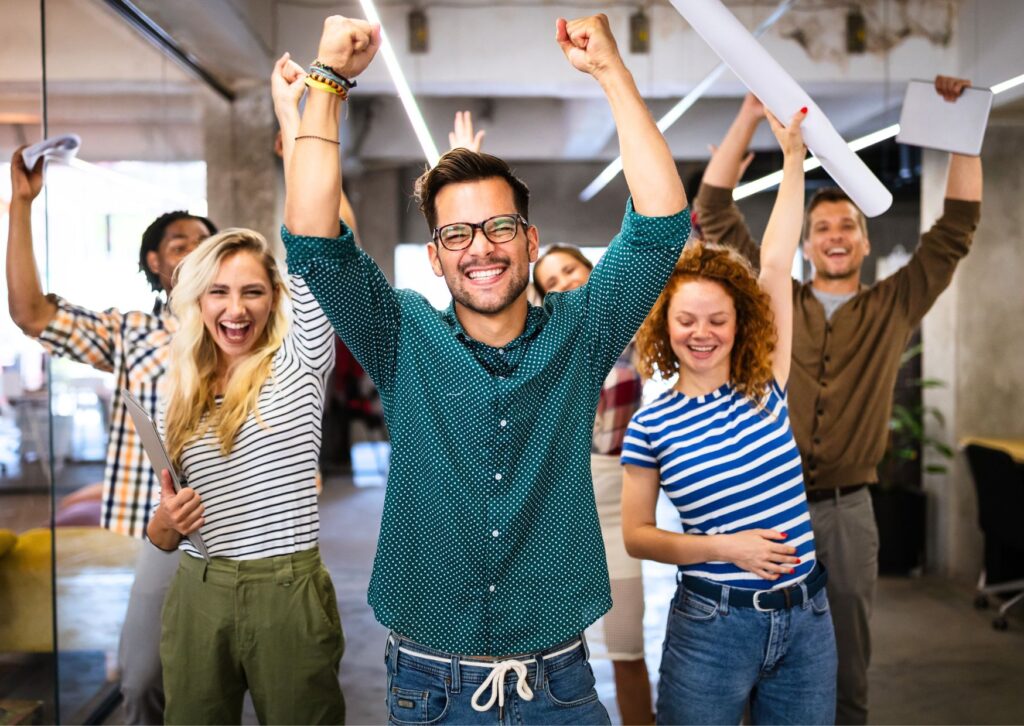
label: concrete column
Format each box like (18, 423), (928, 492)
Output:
(203, 83), (279, 251)
(922, 123), (1024, 581)
(347, 167), (402, 284)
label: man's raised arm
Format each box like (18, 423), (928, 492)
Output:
(696, 94), (763, 267)
(6, 150), (57, 337)
(556, 15), (685, 217)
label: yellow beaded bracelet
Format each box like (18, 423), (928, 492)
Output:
(304, 75), (347, 100)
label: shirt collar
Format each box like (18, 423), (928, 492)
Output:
(442, 301), (546, 352)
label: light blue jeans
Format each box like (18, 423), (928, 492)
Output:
(384, 632), (611, 725)
(657, 577), (838, 725)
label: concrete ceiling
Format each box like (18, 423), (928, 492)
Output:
(1, 0), (1022, 163)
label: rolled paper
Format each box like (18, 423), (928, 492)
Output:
(669, 0), (892, 217)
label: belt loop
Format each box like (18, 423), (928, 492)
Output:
(719, 583), (730, 616)
(450, 655), (462, 694)
(533, 649), (546, 693)
(800, 580), (810, 609)
(833, 487), (841, 505)
(580, 632), (591, 662)
(274, 555), (295, 586)
(387, 633), (400, 676)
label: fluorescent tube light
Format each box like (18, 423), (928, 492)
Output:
(735, 71), (1022, 200)
(579, 0), (795, 202)
(359, 0), (441, 167)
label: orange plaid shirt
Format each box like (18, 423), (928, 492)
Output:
(37, 295), (176, 538)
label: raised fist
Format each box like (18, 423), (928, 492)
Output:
(555, 14), (625, 79)
(316, 15), (381, 80)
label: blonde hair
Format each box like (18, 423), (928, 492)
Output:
(163, 229), (290, 464)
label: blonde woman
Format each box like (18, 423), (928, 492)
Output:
(145, 229), (342, 725)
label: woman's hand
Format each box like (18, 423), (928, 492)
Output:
(154, 469), (205, 536)
(271, 52), (307, 131)
(10, 147), (44, 204)
(717, 529), (798, 581)
(767, 106), (808, 161)
(449, 110), (485, 152)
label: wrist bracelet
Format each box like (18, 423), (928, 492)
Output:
(295, 135), (340, 145)
(310, 61), (357, 92)
(304, 75), (349, 100)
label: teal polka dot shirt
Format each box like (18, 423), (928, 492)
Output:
(283, 199), (690, 656)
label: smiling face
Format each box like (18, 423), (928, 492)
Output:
(148, 217), (212, 293)
(667, 278), (737, 386)
(803, 199), (870, 282)
(533, 250), (592, 294)
(427, 177), (539, 315)
(199, 250), (275, 369)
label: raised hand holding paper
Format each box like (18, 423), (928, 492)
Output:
(668, 0), (893, 218)
(20, 134), (81, 171)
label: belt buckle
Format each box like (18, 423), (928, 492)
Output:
(752, 589), (773, 612)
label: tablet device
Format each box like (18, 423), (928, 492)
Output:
(122, 389), (210, 560)
(896, 80), (992, 156)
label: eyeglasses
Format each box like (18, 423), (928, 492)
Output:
(432, 214), (528, 251)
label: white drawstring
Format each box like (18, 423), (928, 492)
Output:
(470, 658), (534, 713)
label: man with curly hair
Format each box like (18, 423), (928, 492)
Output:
(694, 80), (983, 724)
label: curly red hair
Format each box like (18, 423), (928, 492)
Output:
(635, 243), (777, 403)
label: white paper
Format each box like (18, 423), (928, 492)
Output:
(20, 133), (82, 170)
(896, 80), (992, 156)
(669, 0), (893, 218)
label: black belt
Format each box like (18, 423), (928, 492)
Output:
(680, 563), (828, 612)
(805, 483), (867, 503)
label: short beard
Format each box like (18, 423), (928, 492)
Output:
(816, 266), (860, 282)
(449, 265), (529, 315)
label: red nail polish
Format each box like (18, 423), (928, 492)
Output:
(780, 533), (788, 538)
(800, 106), (808, 114)
(795, 559), (801, 564)
(789, 569), (796, 574)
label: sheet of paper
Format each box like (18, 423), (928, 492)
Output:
(20, 134), (81, 170)
(896, 80), (992, 156)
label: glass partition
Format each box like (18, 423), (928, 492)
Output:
(0, 0), (56, 722)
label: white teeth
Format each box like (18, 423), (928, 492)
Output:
(689, 345), (714, 352)
(222, 321), (249, 329)
(826, 249), (848, 257)
(468, 268), (503, 280)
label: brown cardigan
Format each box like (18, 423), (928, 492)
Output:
(695, 182), (980, 492)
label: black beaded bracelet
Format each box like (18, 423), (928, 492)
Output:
(310, 60), (357, 91)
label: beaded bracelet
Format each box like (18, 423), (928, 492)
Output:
(304, 75), (349, 101)
(295, 135), (340, 145)
(309, 61), (357, 92)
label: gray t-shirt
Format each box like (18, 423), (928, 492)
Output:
(811, 287), (856, 320)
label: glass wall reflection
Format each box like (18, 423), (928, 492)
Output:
(0, 0), (55, 721)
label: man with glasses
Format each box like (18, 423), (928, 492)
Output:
(283, 13), (689, 724)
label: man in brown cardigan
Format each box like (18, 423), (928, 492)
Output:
(694, 78), (982, 725)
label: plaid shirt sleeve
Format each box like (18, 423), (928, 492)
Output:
(592, 345), (645, 456)
(35, 294), (124, 373)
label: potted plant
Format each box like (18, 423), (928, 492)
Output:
(873, 342), (953, 575)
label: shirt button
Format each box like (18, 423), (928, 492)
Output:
(499, 419), (507, 428)
(488, 585), (496, 593)
(494, 473), (502, 481)
(498, 348), (505, 355)
(492, 530), (500, 538)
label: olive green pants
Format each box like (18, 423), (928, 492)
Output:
(160, 547), (345, 725)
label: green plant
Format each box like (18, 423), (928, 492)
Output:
(886, 343), (954, 475)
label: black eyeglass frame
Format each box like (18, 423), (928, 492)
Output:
(431, 213), (530, 251)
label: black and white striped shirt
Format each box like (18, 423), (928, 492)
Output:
(165, 275), (335, 560)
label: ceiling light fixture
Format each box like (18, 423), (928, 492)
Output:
(734, 72), (1023, 201)
(359, 0), (440, 167)
(579, 0), (795, 202)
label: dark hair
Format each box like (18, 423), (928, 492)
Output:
(414, 148), (530, 232)
(532, 245), (594, 297)
(804, 187), (868, 240)
(139, 211), (217, 292)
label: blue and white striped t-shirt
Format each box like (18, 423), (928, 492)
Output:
(621, 381), (816, 590)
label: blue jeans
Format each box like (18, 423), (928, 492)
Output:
(657, 577), (837, 725)
(384, 632), (611, 725)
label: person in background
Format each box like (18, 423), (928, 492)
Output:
(6, 147), (214, 725)
(533, 245), (653, 725)
(694, 77), (983, 724)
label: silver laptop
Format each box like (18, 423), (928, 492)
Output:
(122, 389), (210, 560)
(896, 79), (992, 156)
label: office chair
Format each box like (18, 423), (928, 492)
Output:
(965, 443), (1024, 630)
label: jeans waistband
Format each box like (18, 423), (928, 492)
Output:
(681, 562), (828, 611)
(178, 546), (322, 585)
(387, 632), (588, 714)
